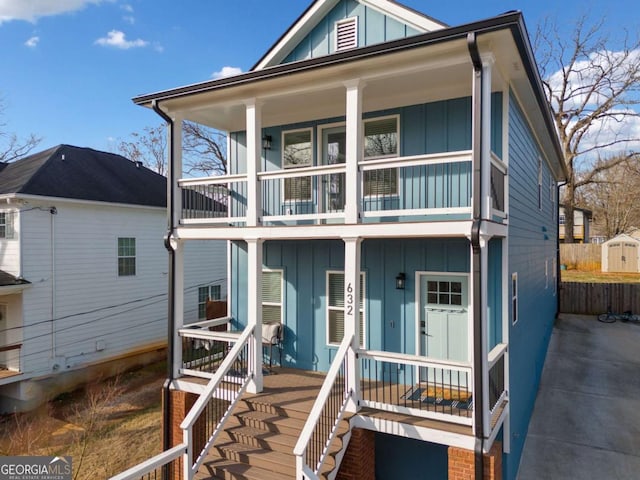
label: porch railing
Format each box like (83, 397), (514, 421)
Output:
(181, 325), (254, 479)
(488, 343), (507, 416)
(179, 317), (237, 379)
(359, 349), (473, 425)
(109, 443), (186, 480)
(294, 334), (354, 480)
(259, 164), (346, 224)
(359, 151), (472, 219)
(0, 344), (21, 373)
(179, 174), (248, 225)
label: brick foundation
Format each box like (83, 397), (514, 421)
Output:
(162, 387), (199, 448)
(336, 428), (375, 480)
(448, 442), (502, 480)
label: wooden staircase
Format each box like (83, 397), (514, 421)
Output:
(195, 394), (351, 480)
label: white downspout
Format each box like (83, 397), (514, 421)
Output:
(50, 206), (58, 358)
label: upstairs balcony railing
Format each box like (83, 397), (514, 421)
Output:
(177, 150), (486, 227)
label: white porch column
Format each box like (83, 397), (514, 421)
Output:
(344, 80), (364, 224)
(246, 238), (263, 393)
(481, 56), (495, 220)
(173, 240), (185, 379)
(343, 236), (362, 412)
(246, 99), (262, 227)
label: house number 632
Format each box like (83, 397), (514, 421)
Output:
(346, 282), (354, 316)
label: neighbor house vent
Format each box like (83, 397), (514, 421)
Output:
(336, 17), (358, 52)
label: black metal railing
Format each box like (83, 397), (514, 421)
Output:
(359, 351), (473, 420)
(108, 443), (186, 480)
(181, 180), (247, 221)
(181, 332), (232, 376)
(488, 352), (505, 412)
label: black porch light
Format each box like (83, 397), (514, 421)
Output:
(395, 272), (406, 290)
(262, 135), (273, 150)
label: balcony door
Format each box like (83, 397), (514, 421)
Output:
(418, 273), (469, 386)
(319, 125), (346, 215)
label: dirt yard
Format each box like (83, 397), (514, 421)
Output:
(0, 362), (166, 479)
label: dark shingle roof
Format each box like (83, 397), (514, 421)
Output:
(0, 145), (167, 207)
(0, 270), (30, 287)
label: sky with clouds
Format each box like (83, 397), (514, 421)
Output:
(0, 0), (638, 157)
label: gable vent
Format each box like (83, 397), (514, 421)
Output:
(336, 17), (358, 52)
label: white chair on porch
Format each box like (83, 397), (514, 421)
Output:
(262, 322), (283, 372)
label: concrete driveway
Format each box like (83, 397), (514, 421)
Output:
(518, 313), (640, 479)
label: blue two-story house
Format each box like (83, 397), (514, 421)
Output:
(112, 1), (566, 480)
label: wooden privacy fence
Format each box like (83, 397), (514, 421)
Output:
(560, 282), (640, 315)
(560, 244), (601, 271)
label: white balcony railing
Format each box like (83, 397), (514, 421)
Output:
(177, 151), (476, 226)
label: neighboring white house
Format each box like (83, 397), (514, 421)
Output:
(0, 145), (227, 411)
(602, 234), (640, 273)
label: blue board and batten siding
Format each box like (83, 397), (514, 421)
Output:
(283, 0), (422, 64)
(230, 238), (469, 372)
(505, 91), (559, 480)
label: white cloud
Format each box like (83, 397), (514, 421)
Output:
(212, 66), (243, 79)
(0, 0), (106, 24)
(120, 4), (133, 13)
(95, 30), (148, 49)
(24, 36), (39, 48)
(123, 15), (134, 24)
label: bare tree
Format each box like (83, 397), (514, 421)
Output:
(0, 97), (41, 163)
(118, 122), (227, 177)
(577, 154), (640, 239)
(535, 16), (640, 242)
(118, 125), (167, 175)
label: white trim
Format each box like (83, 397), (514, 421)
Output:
(359, 150), (472, 170)
(361, 207), (471, 218)
(179, 172), (248, 187)
(263, 212), (344, 223)
(175, 220), (475, 241)
(253, 0), (446, 71)
(1, 193), (165, 212)
(109, 444), (187, 480)
(351, 414), (474, 450)
(511, 272), (518, 325)
(262, 268), (284, 325)
(326, 270), (366, 348)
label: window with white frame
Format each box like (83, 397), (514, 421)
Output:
(559, 214), (566, 225)
(511, 272), (518, 325)
(537, 157), (543, 210)
(283, 129), (313, 202)
(327, 271), (365, 347)
(0, 212), (14, 239)
(363, 116), (399, 196)
(198, 284), (222, 319)
(262, 270), (283, 324)
(335, 17), (358, 52)
(117, 237), (136, 276)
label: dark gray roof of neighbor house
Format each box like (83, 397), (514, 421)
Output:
(0, 145), (167, 207)
(0, 270), (30, 287)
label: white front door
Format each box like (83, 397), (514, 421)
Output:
(418, 274), (469, 384)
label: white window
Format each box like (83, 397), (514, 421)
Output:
(198, 285), (222, 319)
(511, 273), (518, 325)
(327, 271), (365, 347)
(335, 17), (358, 52)
(117, 237), (136, 276)
(363, 116), (399, 196)
(559, 214), (566, 225)
(537, 157), (543, 210)
(262, 270), (283, 324)
(0, 212), (14, 239)
(282, 129), (313, 202)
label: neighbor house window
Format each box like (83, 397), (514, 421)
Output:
(511, 272), (518, 325)
(559, 214), (566, 225)
(283, 129), (313, 202)
(327, 271), (365, 347)
(363, 116), (399, 196)
(0, 212), (14, 239)
(117, 237), (136, 276)
(198, 284), (222, 319)
(262, 270), (283, 324)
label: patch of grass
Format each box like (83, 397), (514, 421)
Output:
(561, 270), (640, 283)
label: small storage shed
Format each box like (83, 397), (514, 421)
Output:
(602, 234), (640, 273)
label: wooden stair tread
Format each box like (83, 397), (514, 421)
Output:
(198, 458), (293, 480)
